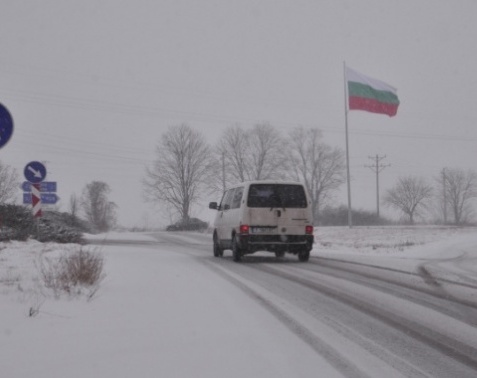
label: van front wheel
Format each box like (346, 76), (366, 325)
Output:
(232, 235), (242, 262)
(213, 234), (223, 257)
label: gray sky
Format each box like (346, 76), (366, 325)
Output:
(1, 0), (476, 227)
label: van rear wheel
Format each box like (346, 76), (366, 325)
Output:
(298, 249), (310, 262)
(232, 235), (242, 262)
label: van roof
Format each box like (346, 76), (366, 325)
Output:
(225, 180), (305, 190)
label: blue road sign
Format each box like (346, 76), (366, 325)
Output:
(0, 103), (14, 149)
(23, 193), (59, 205)
(41, 193), (59, 204)
(24, 161), (47, 183)
(22, 181), (57, 192)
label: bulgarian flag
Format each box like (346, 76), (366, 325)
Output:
(346, 67), (400, 117)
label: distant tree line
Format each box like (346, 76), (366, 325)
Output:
(142, 123), (477, 227)
(143, 123), (346, 224)
(2, 123), (476, 233)
(383, 168), (477, 225)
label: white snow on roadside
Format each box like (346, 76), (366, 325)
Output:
(313, 226), (477, 290)
(314, 226), (477, 256)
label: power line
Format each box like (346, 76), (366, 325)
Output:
(1, 86), (477, 144)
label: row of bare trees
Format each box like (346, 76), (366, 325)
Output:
(2, 124), (475, 228)
(143, 123), (477, 226)
(383, 168), (477, 225)
(143, 123), (346, 223)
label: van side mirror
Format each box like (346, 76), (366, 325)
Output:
(209, 202), (218, 210)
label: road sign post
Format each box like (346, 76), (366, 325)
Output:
(31, 183), (42, 218)
(24, 161), (47, 219)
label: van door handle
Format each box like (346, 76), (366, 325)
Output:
(276, 210), (281, 217)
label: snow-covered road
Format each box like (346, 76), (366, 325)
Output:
(147, 230), (477, 378)
(2, 227), (477, 377)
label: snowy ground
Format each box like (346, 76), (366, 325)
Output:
(1, 226), (477, 377)
(315, 226), (477, 287)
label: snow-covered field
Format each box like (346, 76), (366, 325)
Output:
(317, 225), (477, 255)
(316, 226), (477, 286)
(1, 226), (477, 377)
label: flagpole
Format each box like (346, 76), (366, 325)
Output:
(343, 61), (353, 228)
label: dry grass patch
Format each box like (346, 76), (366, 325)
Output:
(40, 247), (105, 299)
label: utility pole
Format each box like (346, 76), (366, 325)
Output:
(365, 155), (390, 218)
(442, 168), (447, 224)
(221, 150), (226, 192)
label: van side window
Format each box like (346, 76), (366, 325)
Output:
(220, 188), (235, 210)
(230, 187), (243, 209)
(247, 184), (307, 208)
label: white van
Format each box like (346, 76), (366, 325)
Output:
(209, 181), (314, 262)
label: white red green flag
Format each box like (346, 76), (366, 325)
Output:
(346, 67), (399, 117)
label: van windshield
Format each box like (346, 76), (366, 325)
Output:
(247, 184), (307, 208)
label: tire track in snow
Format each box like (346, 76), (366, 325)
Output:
(312, 256), (477, 290)
(297, 257), (477, 327)
(203, 259), (374, 378)
(246, 263), (477, 375)
(142, 237), (375, 377)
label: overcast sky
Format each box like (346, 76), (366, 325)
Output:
(1, 0), (476, 227)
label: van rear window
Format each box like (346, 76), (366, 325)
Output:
(247, 184), (307, 208)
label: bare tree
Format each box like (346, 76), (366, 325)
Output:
(383, 176), (433, 224)
(248, 123), (287, 181)
(216, 125), (249, 186)
(143, 124), (213, 221)
(442, 168), (477, 225)
(433, 168), (449, 224)
(81, 181), (117, 232)
(66, 193), (81, 228)
(69, 193), (79, 219)
(216, 123), (286, 187)
(0, 160), (19, 204)
(287, 127), (346, 223)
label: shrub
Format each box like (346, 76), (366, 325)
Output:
(0, 206), (86, 243)
(40, 247), (104, 297)
(37, 213), (84, 244)
(43, 211), (92, 233)
(0, 204), (34, 241)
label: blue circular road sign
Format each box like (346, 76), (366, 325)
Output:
(24, 161), (47, 183)
(0, 103), (14, 149)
